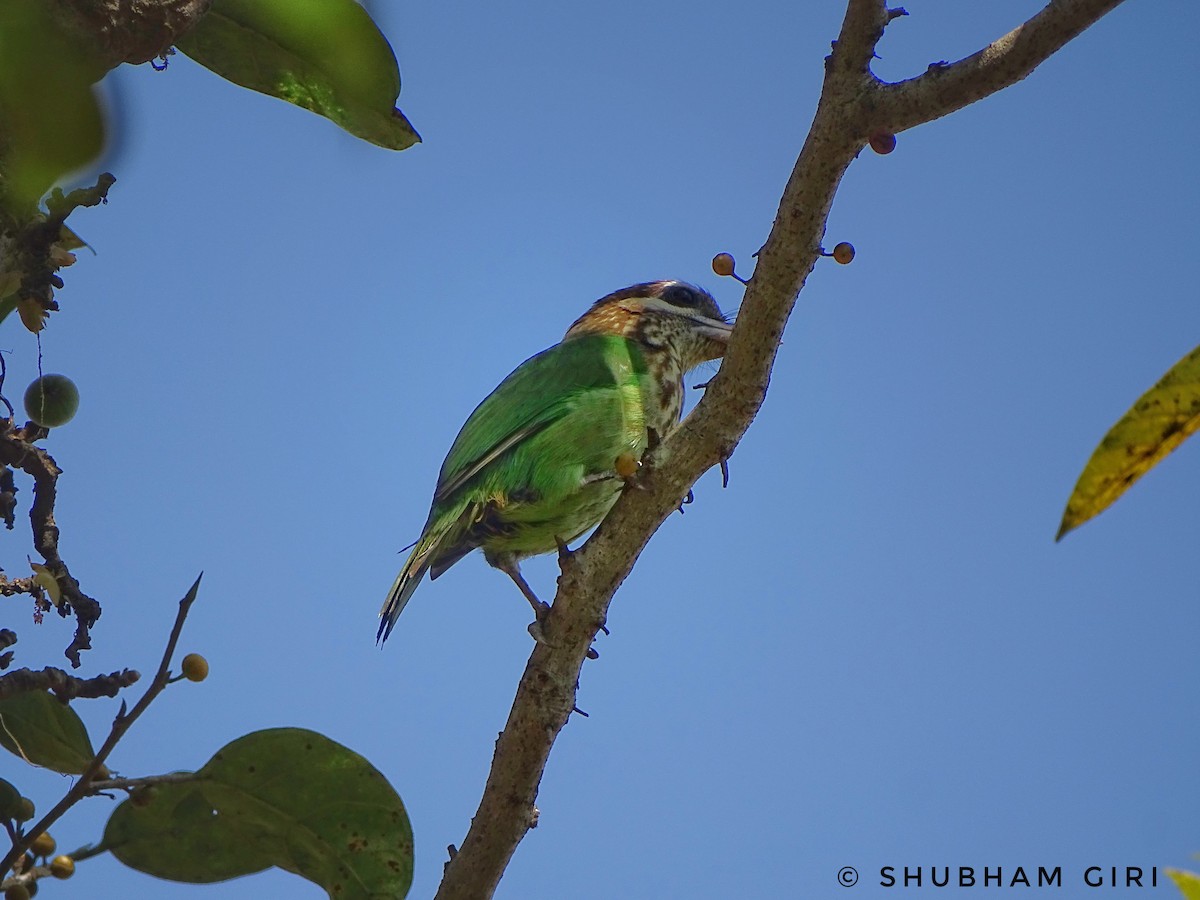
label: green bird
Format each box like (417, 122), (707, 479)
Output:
(378, 280), (732, 643)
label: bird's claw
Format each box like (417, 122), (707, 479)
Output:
(555, 536), (572, 564)
(526, 599), (552, 644)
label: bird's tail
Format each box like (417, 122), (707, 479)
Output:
(377, 535), (440, 644)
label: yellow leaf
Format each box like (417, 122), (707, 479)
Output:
(1167, 869), (1200, 900)
(56, 224), (88, 252)
(48, 246), (76, 267)
(29, 561), (62, 608)
(16, 295), (48, 333)
(1058, 343), (1200, 539)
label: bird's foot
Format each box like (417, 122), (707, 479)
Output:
(526, 598), (552, 644)
(613, 452), (645, 491)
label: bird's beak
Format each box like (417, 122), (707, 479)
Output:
(693, 317), (734, 359)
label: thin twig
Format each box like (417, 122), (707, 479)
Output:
(0, 574), (202, 876)
(88, 771), (205, 793)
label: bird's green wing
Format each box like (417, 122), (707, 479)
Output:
(433, 333), (646, 505)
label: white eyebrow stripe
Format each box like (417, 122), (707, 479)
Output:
(632, 294), (727, 326)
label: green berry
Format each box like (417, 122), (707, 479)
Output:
(28, 832), (54, 857)
(23, 375), (79, 428)
(14, 796), (35, 822)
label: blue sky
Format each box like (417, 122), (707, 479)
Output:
(5, 0), (1198, 897)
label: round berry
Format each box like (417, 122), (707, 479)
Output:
(181, 653), (209, 682)
(49, 855), (75, 879)
(711, 253), (736, 277)
(832, 242), (855, 265)
(23, 374), (79, 428)
(869, 132), (897, 154)
(28, 832), (55, 857)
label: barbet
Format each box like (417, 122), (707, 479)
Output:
(378, 280), (732, 643)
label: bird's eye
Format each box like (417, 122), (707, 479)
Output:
(660, 284), (700, 309)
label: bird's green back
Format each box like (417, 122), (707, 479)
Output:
(429, 333), (650, 515)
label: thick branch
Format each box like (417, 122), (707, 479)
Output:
(50, 0), (213, 70)
(876, 0), (1126, 134)
(435, 1), (1126, 896)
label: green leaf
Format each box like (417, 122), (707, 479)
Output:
(1168, 869), (1200, 900)
(105, 728), (413, 899)
(1058, 342), (1200, 540)
(176, 0), (419, 150)
(0, 4), (107, 213)
(0, 690), (97, 774)
(0, 777), (22, 819)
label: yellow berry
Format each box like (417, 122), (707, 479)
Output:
(5, 882), (31, 900)
(14, 797), (34, 822)
(614, 453), (639, 479)
(49, 855), (74, 879)
(832, 242), (855, 265)
(711, 253), (736, 277)
(28, 832), (54, 857)
(869, 132), (897, 154)
(181, 653), (208, 682)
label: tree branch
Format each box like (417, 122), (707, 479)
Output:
(0, 666), (139, 702)
(0, 420), (101, 667)
(49, 0), (213, 70)
(434, 1), (1127, 896)
(876, 0), (1127, 135)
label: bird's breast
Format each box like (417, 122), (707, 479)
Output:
(640, 350), (686, 437)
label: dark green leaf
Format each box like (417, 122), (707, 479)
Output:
(1058, 342), (1200, 539)
(105, 728), (413, 899)
(0, 777), (21, 818)
(0, 4), (107, 212)
(176, 0), (419, 150)
(0, 691), (96, 774)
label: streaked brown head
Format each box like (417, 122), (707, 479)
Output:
(565, 280), (732, 368)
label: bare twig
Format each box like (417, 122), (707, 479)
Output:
(0, 574), (202, 876)
(0, 576), (38, 596)
(433, 1), (1127, 897)
(0, 419), (100, 667)
(0, 666), (139, 702)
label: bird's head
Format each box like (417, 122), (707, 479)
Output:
(564, 281), (733, 368)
